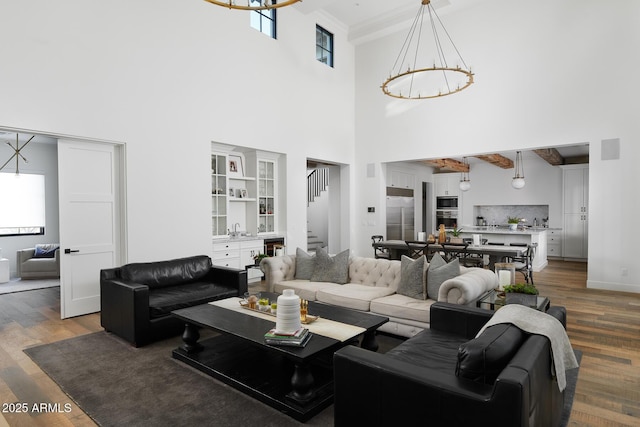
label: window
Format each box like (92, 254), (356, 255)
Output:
(250, 0), (277, 39)
(316, 25), (333, 67)
(0, 173), (45, 236)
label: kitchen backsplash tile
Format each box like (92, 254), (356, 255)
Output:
(474, 205), (549, 227)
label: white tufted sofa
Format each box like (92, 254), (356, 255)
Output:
(260, 255), (497, 337)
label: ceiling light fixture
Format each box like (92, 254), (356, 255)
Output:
(381, 0), (474, 100)
(459, 157), (471, 191)
(0, 133), (34, 176)
(512, 151), (526, 189)
(202, 0), (300, 11)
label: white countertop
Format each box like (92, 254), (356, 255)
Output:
(459, 226), (549, 235)
(213, 234), (284, 243)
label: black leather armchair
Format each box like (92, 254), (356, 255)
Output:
(100, 255), (247, 347)
(334, 302), (569, 427)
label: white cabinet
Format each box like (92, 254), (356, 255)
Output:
(562, 165), (588, 259)
(212, 146), (281, 237)
(212, 239), (264, 282)
(211, 153), (228, 237)
(212, 241), (240, 268)
(389, 170), (415, 189)
(547, 229), (563, 258)
(434, 174), (460, 197)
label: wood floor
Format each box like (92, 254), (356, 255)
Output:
(0, 260), (638, 426)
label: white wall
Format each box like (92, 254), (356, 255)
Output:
(353, 0), (640, 293)
(0, 143), (59, 277)
(0, 0), (355, 261)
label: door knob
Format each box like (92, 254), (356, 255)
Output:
(64, 248), (80, 254)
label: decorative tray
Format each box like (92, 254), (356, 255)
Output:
(238, 300), (319, 324)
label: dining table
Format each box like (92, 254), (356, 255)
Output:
(372, 240), (525, 271)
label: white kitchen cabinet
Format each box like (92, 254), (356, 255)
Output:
(389, 170), (415, 189)
(212, 239), (264, 283)
(212, 241), (241, 268)
(562, 165), (588, 259)
(547, 229), (563, 258)
(211, 153), (228, 237)
(434, 174), (460, 197)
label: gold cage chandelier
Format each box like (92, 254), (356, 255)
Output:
(202, 0), (300, 11)
(381, 0), (474, 100)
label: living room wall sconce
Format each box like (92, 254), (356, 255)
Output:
(0, 133), (34, 176)
(202, 0), (300, 11)
(459, 157), (471, 191)
(512, 151), (526, 189)
(381, 0), (474, 100)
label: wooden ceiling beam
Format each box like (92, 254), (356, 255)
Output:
(422, 158), (468, 172)
(533, 148), (564, 165)
(473, 154), (514, 169)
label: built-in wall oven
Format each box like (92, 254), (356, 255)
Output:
(436, 196), (459, 229)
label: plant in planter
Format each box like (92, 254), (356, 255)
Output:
(448, 225), (464, 244)
(253, 253), (269, 265)
(503, 283), (538, 295)
(503, 283), (539, 307)
(507, 217), (520, 230)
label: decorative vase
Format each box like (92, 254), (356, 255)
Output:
(509, 223), (518, 231)
(275, 289), (301, 334)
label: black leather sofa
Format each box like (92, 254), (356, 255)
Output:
(100, 255), (247, 347)
(334, 302), (570, 427)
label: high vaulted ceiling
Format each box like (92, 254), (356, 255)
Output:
(293, 0), (484, 44)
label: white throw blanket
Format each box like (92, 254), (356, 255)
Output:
(476, 304), (579, 391)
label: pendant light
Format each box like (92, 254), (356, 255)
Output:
(512, 151), (525, 189)
(459, 157), (471, 191)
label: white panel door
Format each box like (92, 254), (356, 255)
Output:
(58, 140), (118, 318)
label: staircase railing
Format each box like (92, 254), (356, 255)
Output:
(307, 168), (329, 206)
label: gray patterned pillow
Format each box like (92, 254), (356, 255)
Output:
(427, 252), (460, 300)
(397, 255), (426, 299)
(310, 248), (350, 284)
(295, 247), (316, 280)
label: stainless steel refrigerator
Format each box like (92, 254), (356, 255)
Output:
(386, 187), (415, 240)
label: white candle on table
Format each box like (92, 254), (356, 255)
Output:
(498, 270), (511, 290)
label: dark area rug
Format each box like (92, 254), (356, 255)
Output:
(24, 331), (336, 427)
(24, 331), (580, 427)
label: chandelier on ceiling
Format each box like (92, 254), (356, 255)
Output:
(381, 0), (474, 100)
(0, 133), (34, 176)
(202, 0), (300, 10)
(512, 151), (526, 189)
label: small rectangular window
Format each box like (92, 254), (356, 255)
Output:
(250, 0), (277, 39)
(316, 25), (334, 67)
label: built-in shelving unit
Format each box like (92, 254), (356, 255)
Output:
(211, 153), (227, 237)
(258, 159), (276, 234)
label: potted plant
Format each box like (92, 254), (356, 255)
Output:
(503, 283), (538, 307)
(448, 225), (464, 244)
(253, 253), (269, 266)
(507, 216), (520, 231)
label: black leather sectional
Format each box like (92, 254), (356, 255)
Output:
(334, 302), (570, 427)
(100, 255), (247, 347)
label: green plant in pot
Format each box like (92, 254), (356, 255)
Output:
(448, 225), (463, 243)
(253, 253), (269, 264)
(503, 283), (538, 295)
(507, 216), (520, 230)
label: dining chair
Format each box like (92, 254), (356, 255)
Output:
(509, 243), (537, 284)
(371, 235), (390, 259)
(405, 240), (429, 259)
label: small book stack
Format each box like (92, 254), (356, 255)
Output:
(264, 327), (311, 347)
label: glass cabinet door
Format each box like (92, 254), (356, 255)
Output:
(212, 153), (228, 237)
(258, 159), (276, 234)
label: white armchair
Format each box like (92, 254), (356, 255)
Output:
(17, 244), (60, 279)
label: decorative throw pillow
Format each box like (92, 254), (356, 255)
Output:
(34, 243), (60, 258)
(426, 252), (460, 300)
(397, 255), (427, 300)
(310, 247), (350, 284)
(295, 247), (316, 280)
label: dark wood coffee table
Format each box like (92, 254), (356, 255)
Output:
(171, 296), (388, 422)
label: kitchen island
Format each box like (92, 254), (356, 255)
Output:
(459, 226), (548, 272)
